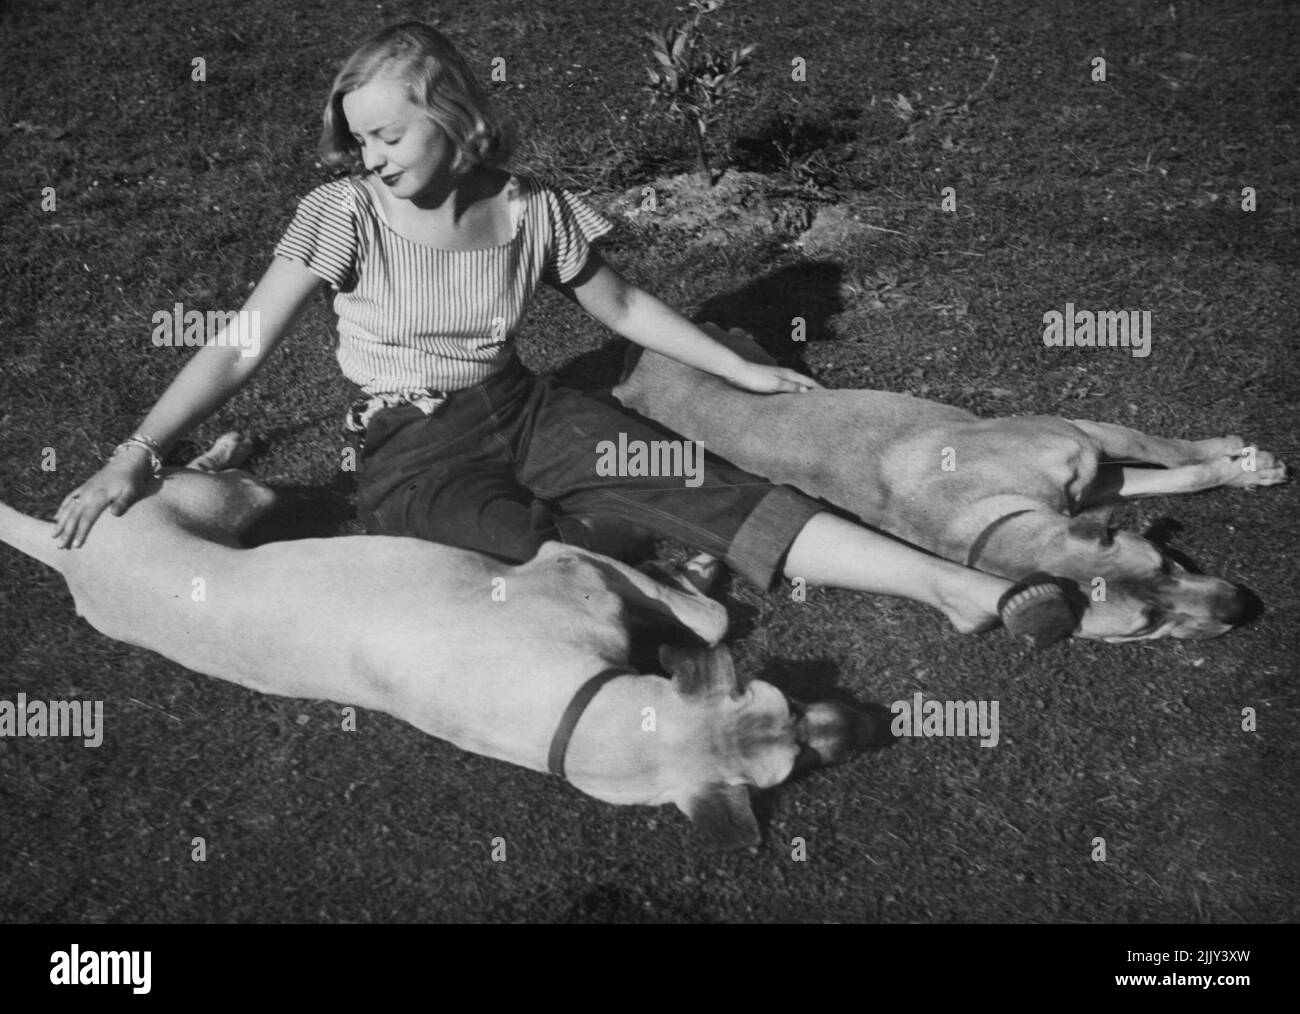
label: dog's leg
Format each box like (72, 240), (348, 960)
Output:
(1102, 448), (1287, 499)
(1069, 420), (1245, 466)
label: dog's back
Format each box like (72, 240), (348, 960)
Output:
(0, 481), (635, 769)
(616, 329), (1099, 556)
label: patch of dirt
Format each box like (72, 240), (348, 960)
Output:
(602, 169), (900, 256)
(603, 169), (814, 246)
(794, 203), (899, 257)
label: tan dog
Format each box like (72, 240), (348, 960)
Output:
(615, 325), (1288, 641)
(0, 436), (873, 851)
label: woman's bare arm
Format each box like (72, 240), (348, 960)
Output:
(53, 256), (325, 548)
(556, 250), (819, 393)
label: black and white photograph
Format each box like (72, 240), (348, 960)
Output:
(0, 0), (1294, 960)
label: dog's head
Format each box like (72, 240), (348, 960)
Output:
(658, 643), (878, 851)
(1059, 509), (1252, 641)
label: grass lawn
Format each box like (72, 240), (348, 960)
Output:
(1, 0), (1296, 922)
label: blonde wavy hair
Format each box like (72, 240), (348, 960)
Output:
(319, 22), (516, 176)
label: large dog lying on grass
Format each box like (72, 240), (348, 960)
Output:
(0, 435), (874, 852)
(615, 325), (1288, 641)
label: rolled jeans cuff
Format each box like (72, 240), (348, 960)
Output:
(724, 486), (824, 591)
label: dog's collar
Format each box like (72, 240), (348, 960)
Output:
(548, 666), (639, 780)
(966, 509), (1036, 568)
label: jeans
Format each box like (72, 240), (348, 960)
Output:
(352, 357), (822, 589)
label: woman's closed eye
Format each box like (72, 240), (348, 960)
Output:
(352, 133), (403, 147)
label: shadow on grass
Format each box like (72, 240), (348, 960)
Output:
(733, 107), (861, 184)
(557, 259), (850, 392)
(693, 260), (848, 369)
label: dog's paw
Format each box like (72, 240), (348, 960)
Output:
(1224, 446), (1289, 488)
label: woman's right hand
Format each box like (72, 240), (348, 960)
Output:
(52, 446), (156, 549)
(47, 256), (322, 550)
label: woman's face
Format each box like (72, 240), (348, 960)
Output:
(341, 74), (458, 203)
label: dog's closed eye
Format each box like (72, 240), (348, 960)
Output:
(1136, 605), (1164, 634)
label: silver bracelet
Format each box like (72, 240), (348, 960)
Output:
(112, 439), (163, 477)
(128, 432), (164, 456)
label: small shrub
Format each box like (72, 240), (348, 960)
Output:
(643, 0), (757, 184)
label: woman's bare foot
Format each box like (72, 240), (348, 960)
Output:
(935, 570), (1078, 645)
(640, 552), (721, 596)
(679, 552), (721, 594)
(187, 432), (257, 473)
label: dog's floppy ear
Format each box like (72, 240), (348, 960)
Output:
(677, 784), (761, 852)
(660, 643), (748, 699)
(1068, 505), (1116, 546)
(534, 543), (728, 645)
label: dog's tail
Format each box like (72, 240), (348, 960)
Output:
(0, 499), (65, 573)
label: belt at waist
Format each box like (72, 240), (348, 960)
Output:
(342, 357), (530, 434)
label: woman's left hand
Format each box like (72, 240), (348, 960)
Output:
(722, 360), (822, 394)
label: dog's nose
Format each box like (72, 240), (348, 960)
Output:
(1210, 584), (1256, 627)
(799, 701), (883, 766)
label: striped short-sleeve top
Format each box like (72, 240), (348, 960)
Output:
(274, 172), (614, 394)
